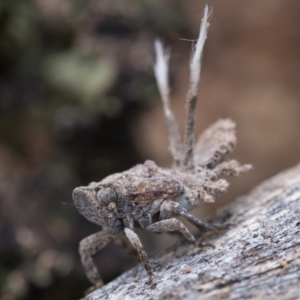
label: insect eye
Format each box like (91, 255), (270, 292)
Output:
(96, 188), (116, 205)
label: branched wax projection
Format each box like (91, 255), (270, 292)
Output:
(72, 6), (251, 294)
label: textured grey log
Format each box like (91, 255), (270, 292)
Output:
(85, 163), (300, 300)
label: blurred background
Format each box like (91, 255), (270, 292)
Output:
(1, 0), (300, 299)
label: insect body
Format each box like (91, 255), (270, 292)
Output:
(72, 6), (251, 293)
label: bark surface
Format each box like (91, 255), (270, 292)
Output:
(85, 164), (300, 300)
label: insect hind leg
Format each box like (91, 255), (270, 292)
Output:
(159, 200), (229, 233)
(146, 218), (197, 244)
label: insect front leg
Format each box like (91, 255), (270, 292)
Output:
(79, 229), (116, 293)
(124, 228), (154, 284)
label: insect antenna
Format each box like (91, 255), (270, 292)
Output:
(61, 201), (75, 206)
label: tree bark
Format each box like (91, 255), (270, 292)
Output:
(85, 164), (300, 300)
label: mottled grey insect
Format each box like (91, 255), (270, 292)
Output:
(72, 6), (251, 293)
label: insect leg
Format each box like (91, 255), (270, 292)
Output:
(131, 203), (152, 229)
(146, 218), (197, 244)
(114, 235), (140, 260)
(160, 200), (228, 232)
(124, 228), (154, 284)
(79, 229), (116, 291)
